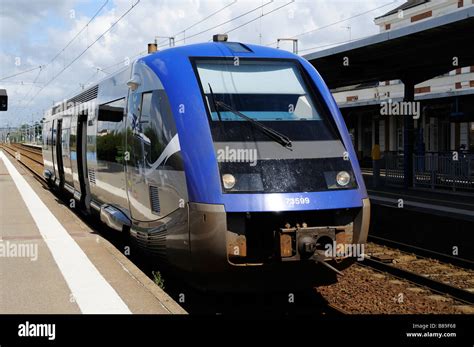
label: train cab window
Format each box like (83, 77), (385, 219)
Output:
(138, 92), (155, 162)
(139, 92), (152, 128)
(138, 90), (178, 166)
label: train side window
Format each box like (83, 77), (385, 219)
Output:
(52, 128), (57, 146)
(45, 122), (51, 145)
(98, 98), (125, 122)
(97, 98), (125, 163)
(97, 98), (125, 136)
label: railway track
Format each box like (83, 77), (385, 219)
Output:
(2, 146), (472, 314)
(16, 143), (44, 160)
(315, 227), (474, 313)
(369, 234), (474, 269)
(362, 258), (474, 305)
(319, 262), (474, 314)
(364, 242), (474, 305)
(0, 143), (45, 183)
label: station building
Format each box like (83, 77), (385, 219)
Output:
(329, 0), (474, 167)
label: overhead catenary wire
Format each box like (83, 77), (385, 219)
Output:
(104, 3), (238, 72)
(0, 65), (42, 81)
(63, 66), (111, 100)
(225, 0), (294, 35)
(103, 1), (273, 76)
(63, 69), (100, 101)
(158, 0), (274, 48)
(26, 0), (141, 108)
(0, 81), (43, 85)
(265, 0), (400, 47)
(5, 0), (109, 120)
(107, 0), (281, 72)
(21, 66), (44, 105)
(48, 0), (109, 64)
(21, 1), (292, 122)
(103, 1), (260, 75)
(8, 0), (402, 127)
(100, 49), (147, 73)
(157, 0), (238, 46)
(6, 66), (43, 123)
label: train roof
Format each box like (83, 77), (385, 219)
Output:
(140, 41), (299, 60)
(104, 41), (300, 83)
(45, 41), (301, 118)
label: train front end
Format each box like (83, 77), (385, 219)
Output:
(147, 41), (370, 290)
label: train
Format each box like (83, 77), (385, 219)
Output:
(42, 35), (370, 291)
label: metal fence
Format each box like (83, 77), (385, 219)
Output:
(413, 152), (474, 191)
(384, 151), (474, 191)
(384, 151), (405, 185)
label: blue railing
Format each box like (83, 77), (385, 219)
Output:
(384, 151), (474, 191)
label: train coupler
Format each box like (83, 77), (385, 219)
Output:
(278, 225), (337, 261)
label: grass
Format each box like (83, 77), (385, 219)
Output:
(152, 270), (165, 290)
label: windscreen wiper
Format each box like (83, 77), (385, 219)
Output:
(208, 84), (222, 122)
(214, 99), (293, 150)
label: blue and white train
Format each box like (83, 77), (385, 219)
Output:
(42, 36), (370, 290)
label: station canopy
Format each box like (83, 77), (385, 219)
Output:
(303, 6), (474, 89)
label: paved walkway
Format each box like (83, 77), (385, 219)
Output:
(0, 150), (185, 314)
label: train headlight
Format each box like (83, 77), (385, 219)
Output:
(222, 174), (236, 189)
(336, 171), (351, 187)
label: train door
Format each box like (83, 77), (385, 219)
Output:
(56, 119), (64, 187)
(124, 62), (162, 222)
(70, 115), (79, 192)
(51, 119), (57, 179)
(76, 111), (89, 207)
(125, 77), (151, 222)
(42, 120), (55, 180)
(61, 116), (73, 188)
(125, 64), (186, 223)
(49, 121), (56, 177)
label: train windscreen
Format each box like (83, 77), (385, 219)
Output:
(194, 58), (357, 194)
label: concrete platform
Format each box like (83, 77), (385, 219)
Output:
(0, 150), (186, 314)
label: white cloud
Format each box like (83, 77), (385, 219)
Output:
(0, 0), (402, 126)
